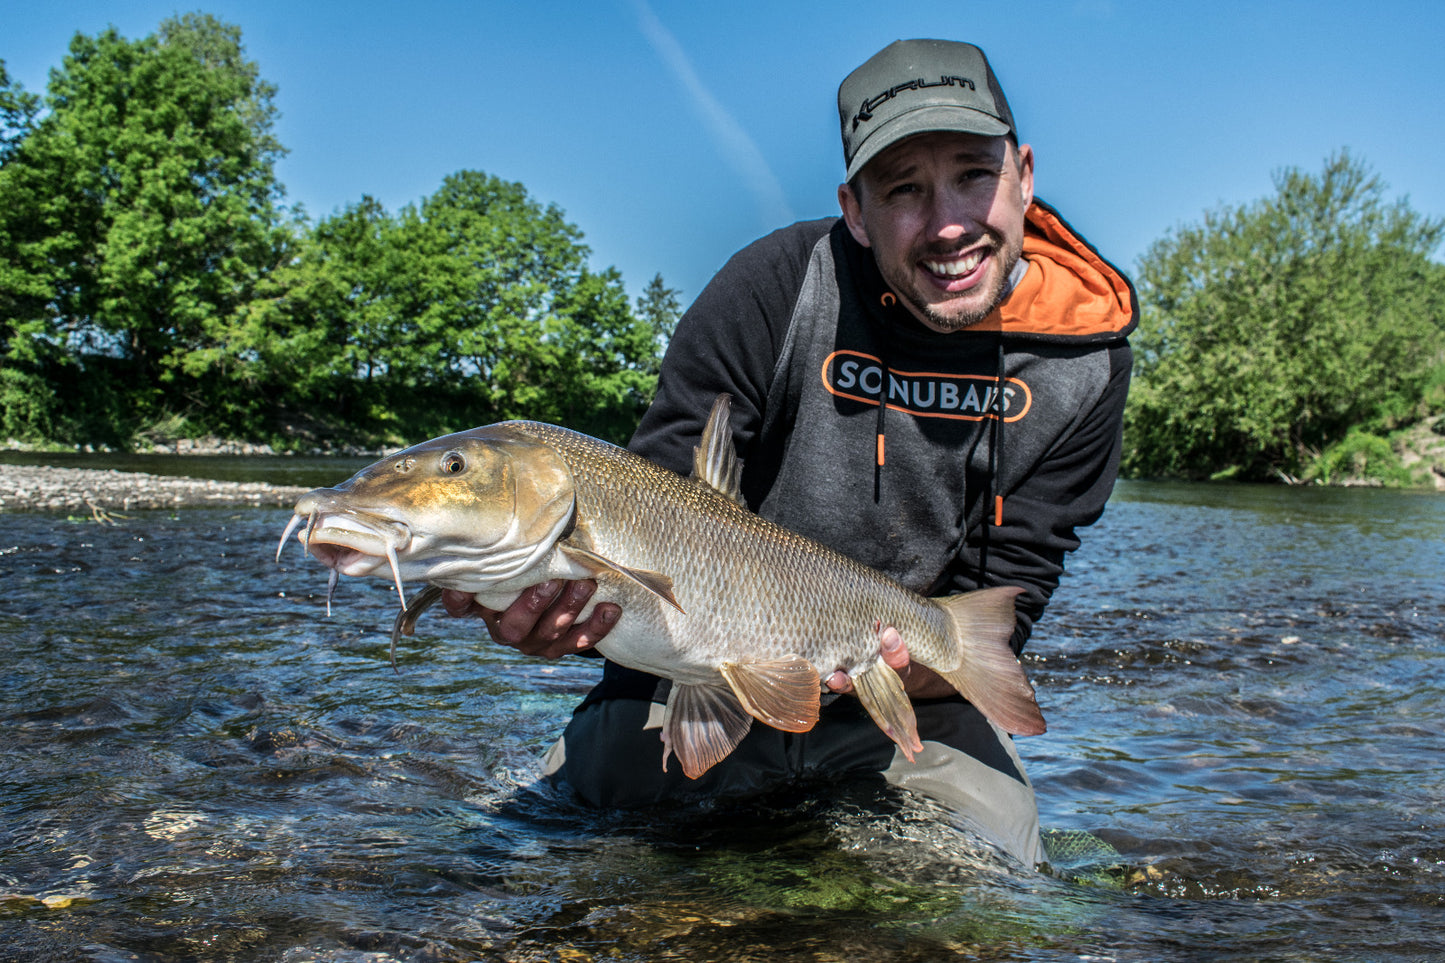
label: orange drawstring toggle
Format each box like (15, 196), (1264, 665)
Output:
(993, 495), (1004, 527)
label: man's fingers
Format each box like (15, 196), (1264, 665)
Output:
(491, 580), (562, 645)
(529, 580), (597, 643)
(543, 602), (620, 659)
(879, 626), (909, 670)
(828, 625), (908, 694)
(438, 580), (619, 660)
(440, 588), (481, 617)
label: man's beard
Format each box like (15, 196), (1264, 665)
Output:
(895, 233), (1023, 333)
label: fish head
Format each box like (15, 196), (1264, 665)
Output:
(277, 425), (576, 604)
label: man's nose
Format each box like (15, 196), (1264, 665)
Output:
(926, 188), (979, 241)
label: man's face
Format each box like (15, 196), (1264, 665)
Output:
(838, 131), (1034, 333)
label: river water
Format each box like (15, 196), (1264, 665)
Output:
(1, 465), (1442, 961)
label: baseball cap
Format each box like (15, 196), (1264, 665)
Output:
(838, 39), (1016, 181)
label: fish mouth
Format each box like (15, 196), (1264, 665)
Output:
(276, 501), (414, 611)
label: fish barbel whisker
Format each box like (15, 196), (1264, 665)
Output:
(384, 541), (407, 610)
(325, 567), (339, 617)
(275, 513), (304, 563)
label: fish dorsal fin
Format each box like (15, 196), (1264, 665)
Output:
(691, 394), (745, 505)
(850, 660), (922, 761)
(930, 586), (1046, 736)
(559, 544), (685, 613)
(719, 657), (820, 733)
(661, 683), (754, 779)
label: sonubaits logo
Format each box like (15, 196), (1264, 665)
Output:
(822, 350), (1031, 422)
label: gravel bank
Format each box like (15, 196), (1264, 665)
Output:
(0, 463), (309, 515)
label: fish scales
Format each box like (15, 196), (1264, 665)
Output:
(279, 394), (1043, 779)
(513, 418), (951, 681)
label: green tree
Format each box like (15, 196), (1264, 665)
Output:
(0, 62), (53, 441)
(1124, 151), (1445, 481)
(0, 14), (291, 444)
(257, 172), (671, 447)
(0, 61), (39, 162)
(635, 272), (681, 360)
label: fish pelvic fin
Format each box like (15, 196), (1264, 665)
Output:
(691, 394), (745, 505)
(933, 586), (1046, 736)
(661, 683), (754, 779)
(719, 656), (820, 733)
(559, 544), (684, 613)
(851, 661), (922, 762)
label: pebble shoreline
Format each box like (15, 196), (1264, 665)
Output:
(0, 463), (309, 515)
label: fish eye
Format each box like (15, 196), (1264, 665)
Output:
(441, 451), (467, 474)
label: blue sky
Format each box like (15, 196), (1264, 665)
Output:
(4, 1), (1442, 304)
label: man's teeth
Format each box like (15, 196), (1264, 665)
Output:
(924, 250), (985, 277)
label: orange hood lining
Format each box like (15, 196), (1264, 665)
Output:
(972, 201), (1136, 339)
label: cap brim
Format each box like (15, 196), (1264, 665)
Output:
(845, 105), (1012, 181)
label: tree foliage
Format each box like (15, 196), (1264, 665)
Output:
(1124, 151), (1445, 481)
(0, 14), (290, 444)
(0, 17), (680, 450)
(244, 173), (679, 446)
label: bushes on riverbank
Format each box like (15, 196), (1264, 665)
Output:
(1123, 153), (1445, 487)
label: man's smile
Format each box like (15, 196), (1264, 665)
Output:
(921, 247), (989, 288)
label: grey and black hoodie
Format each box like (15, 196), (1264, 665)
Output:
(610, 199), (1134, 698)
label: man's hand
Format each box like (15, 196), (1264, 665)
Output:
(441, 580), (619, 660)
(824, 626), (957, 700)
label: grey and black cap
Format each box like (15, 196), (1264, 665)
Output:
(838, 39), (1016, 181)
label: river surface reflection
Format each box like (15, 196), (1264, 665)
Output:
(1, 474), (1442, 961)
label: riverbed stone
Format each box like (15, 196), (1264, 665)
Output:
(0, 463), (308, 514)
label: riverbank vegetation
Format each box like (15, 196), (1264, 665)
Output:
(1124, 152), (1445, 487)
(2, 16), (1443, 485)
(0, 14), (678, 452)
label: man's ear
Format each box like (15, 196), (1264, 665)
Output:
(1015, 142), (1035, 210)
(837, 182), (872, 248)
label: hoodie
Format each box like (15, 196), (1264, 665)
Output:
(628, 199), (1136, 656)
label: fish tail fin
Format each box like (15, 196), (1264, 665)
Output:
(931, 586), (1047, 736)
(852, 661), (922, 761)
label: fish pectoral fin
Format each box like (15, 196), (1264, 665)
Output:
(559, 545), (684, 613)
(851, 661), (923, 762)
(719, 657), (820, 733)
(933, 586), (1046, 736)
(661, 683), (753, 780)
(691, 394), (745, 505)
(389, 584), (445, 674)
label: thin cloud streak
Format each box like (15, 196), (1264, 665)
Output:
(631, 0), (794, 228)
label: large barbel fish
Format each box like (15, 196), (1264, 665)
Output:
(277, 395), (1045, 779)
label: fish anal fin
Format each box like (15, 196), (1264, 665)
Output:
(931, 586), (1047, 736)
(559, 544), (684, 613)
(719, 656), (821, 733)
(661, 683), (754, 779)
(691, 394), (745, 505)
(852, 661), (923, 762)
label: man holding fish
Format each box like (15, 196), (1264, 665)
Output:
(446, 39), (1137, 866)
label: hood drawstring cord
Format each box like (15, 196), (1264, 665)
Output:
(978, 334), (1007, 583)
(873, 292), (896, 503)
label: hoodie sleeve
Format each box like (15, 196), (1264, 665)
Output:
(946, 339), (1133, 654)
(628, 220), (832, 473)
